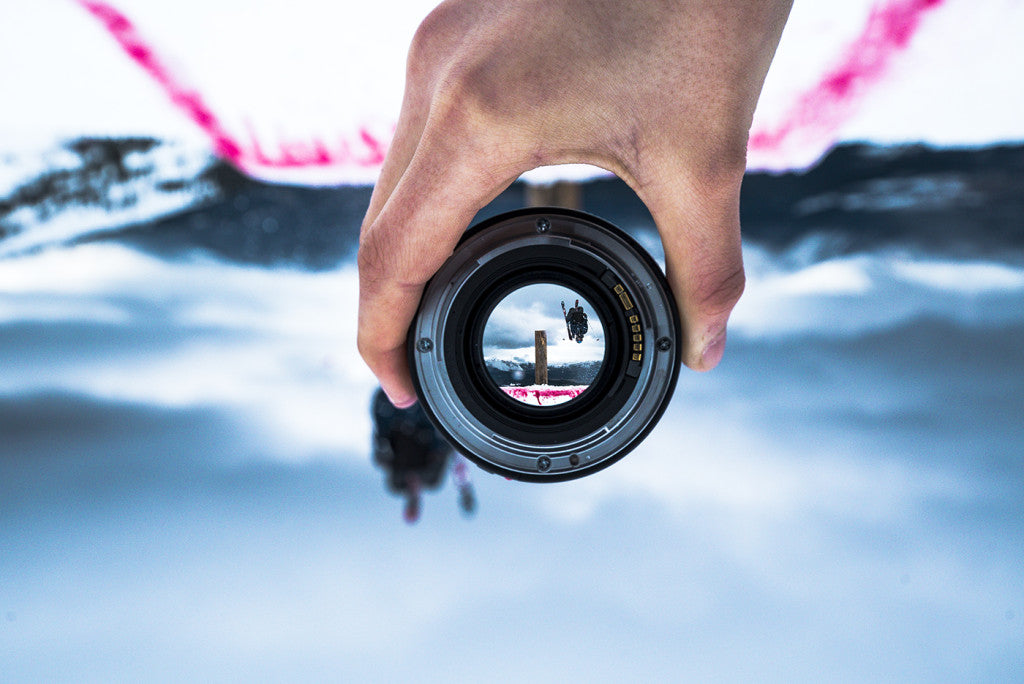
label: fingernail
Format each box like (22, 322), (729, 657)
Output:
(385, 391), (417, 409)
(700, 332), (726, 370)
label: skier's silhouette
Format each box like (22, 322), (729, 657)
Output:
(562, 299), (589, 343)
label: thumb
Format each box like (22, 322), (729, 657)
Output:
(638, 169), (746, 371)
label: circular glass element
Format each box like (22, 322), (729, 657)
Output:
(482, 284), (606, 407)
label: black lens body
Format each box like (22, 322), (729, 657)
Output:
(408, 208), (680, 482)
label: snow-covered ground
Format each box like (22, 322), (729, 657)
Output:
(0, 139), (216, 258)
(484, 341), (604, 368)
(2, 1), (1023, 184)
(2, 1), (1024, 678)
(500, 384), (588, 406)
(2, 231), (1022, 680)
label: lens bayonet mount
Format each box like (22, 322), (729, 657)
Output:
(409, 208), (680, 482)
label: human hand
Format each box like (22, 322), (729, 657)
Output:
(358, 0), (792, 407)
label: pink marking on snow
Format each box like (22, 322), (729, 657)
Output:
(749, 0), (945, 155)
(79, 0), (945, 178)
(355, 129), (388, 166)
(501, 386), (587, 406)
(75, 0), (391, 177)
(76, 1), (244, 164)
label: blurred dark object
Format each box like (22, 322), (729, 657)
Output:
(525, 180), (582, 210)
(370, 388), (475, 523)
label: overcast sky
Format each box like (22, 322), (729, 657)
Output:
(482, 283), (606, 367)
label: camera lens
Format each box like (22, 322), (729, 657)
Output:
(482, 283), (606, 407)
(408, 208), (680, 482)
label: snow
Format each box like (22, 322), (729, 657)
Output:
(0, 242), (376, 458)
(500, 385), (588, 406)
(484, 341), (605, 368)
(0, 140), (216, 258)
(0, 1), (1021, 185)
(731, 241), (1024, 337)
(1, 235), (1022, 460)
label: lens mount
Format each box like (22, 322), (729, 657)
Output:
(408, 208), (680, 482)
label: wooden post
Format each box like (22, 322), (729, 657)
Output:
(534, 330), (548, 386)
(525, 181), (582, 210)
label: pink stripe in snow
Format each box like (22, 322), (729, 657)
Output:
(77, 0), (244, 163)
(749, 0), (945, 155)
(79, 0), (945, 176)
(76, 0), (390, 175)
(502, 386), (587, 405)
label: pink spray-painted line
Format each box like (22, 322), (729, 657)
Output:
(75, 0), (389, 176)
(749, 0), (945, 157)
(243, 121), (389, 169)
(501, 386), (587, 406)
(79, 0), (943, 178)
(76, 1), (243, 164)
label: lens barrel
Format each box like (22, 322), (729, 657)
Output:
(409, 208), (680, 482)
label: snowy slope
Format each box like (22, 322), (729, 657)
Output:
(1, 1), (1022, 185)
(0, 138), (216, 258)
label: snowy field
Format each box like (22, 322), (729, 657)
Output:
(2, 0), (1023, 680)
(5, 1), (1024, 182)
(2, 159), (1023, 679)
(500, 385), (588, 406)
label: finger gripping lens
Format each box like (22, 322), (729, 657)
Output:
(409, 208), (681, 482)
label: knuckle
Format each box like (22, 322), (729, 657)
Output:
(408, 4), (460, 72)
(691, 137), (748, 194)
(408, 3), (486, 88)
(357, 227), (395, 284)
(695, 263), (746, 319)
(356, 329), (382, 368)
(356, 330), (373, 363)
(358, 235), (433, 290)
(430, 75), (488, 132)
(426, 50), (514, 137)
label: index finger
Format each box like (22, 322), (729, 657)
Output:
(357, 128), (517, 407)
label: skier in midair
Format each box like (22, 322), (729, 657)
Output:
(561, 299), (589, 344)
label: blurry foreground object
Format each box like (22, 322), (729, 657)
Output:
(371, 387), (476, 523)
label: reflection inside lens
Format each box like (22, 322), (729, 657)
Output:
(482, 283), (606, 406)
